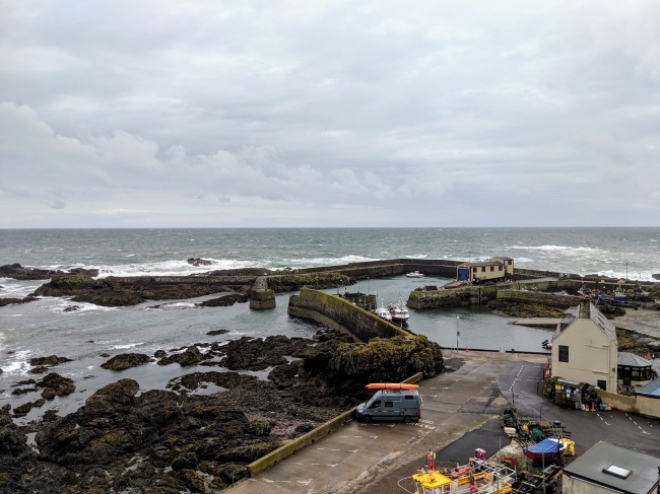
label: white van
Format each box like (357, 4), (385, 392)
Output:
(355, 389), (422, 423)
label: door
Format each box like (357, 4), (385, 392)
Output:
(458, 268), (469, 281)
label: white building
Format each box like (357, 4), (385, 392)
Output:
(551, 300), (618, 392)
(456, 257), (514, 282)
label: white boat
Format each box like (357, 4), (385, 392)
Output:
(374, 306), (393, 321)
(406, 271), (424, 278)
(389, 298), (410, 323)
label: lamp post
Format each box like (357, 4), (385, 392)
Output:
(456, 315), (460, 352)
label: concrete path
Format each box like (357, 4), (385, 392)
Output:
(512, 318), (561, 328)
(226, 352), (546, 494)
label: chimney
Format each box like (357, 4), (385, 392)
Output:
(579, 299), (591, 319)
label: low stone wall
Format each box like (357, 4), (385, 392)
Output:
(496, 290), (581, 308)
(247, 372), (424, 476)
(596, 390), (660, 419)
(407, 285), (500, 309)
(288, 288), (412, 342)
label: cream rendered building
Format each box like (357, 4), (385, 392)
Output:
(551, 300), (618, 392)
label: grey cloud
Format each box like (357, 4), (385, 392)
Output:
(0, 1), (659, 227)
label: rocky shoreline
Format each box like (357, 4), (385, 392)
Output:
(0, 330), (444, 493)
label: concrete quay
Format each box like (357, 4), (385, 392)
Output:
(225, 351), (546, 494)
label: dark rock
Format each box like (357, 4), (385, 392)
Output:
(0, 367), (2, 375)
(29, 355), (72, 367)
(12, 399), (46, 418)
(0, 263), (98, 280)
(198, 294), (248, 307)
(42, 410), (61, 422)
(206, 329), (229, 336)
(187, 258), (214, 266)
(158, 346), (210, 367)
(11, 387), (37, 396)
(63, 305), (80, 312)
(0, 296), (37, 306)
(34, 273), (252, 307)
(37, 373), (76, 400)
(13, 379), (36, 387)
(101, 353), (151, 371)
(28, 366), (49, 374)
(171, 451), (198, 470)
(154, 349), (167, 358)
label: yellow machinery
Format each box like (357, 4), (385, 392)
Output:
(405, 463), (516, 494)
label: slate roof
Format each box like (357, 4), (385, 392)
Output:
(553, 303), (617, 346)
(563, 441), (660, 494)
(636, 377), (660, 399)
(589, 302), (617, 344)
(617, 352), (653, 368)
(459, 261), (503, 268)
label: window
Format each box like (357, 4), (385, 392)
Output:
(404, 395), (414, 400)
(508, 260), (512, 265)
(369, 400), (381, 409)
(559, 345), (569, 362)
(482, 267), (486, 272)
(384, 401), (394, 408)
(490, 266), (494, 272)
(597, 380), (606, 391)
(498, 266), (502, 271)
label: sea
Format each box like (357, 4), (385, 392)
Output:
(1, 227), (659, 422)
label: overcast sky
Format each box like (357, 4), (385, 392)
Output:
(1, 1), (659, 228)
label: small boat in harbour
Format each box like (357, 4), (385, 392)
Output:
(389, 298), (410, 323)
(372, 296), (393, 322)
(406, 271), (424, 278)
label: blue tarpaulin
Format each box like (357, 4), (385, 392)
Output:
(525, 439), (562, 454)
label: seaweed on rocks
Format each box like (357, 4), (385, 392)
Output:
(6, 329), (445, 493)
(265, 272), (352, 292)
(0, 296), (37, 307)
(29, 355), (72, 367)
(36, 373), (76, 400)
(0, 263), (98, 280)
(101, 353), (152, 371)
(206, 329), (229, 336)
(197, 294), (248, 307)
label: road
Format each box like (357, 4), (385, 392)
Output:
(497, 361), (660, 456)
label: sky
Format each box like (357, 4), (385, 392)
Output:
(1, 1), (659, 228)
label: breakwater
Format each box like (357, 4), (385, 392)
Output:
(288, 288), (412, 342)
(407, 279), (579, 309)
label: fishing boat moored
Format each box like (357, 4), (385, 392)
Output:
(389, 298), (410, 323)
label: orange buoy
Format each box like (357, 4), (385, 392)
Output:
(465, 346), (469, 352)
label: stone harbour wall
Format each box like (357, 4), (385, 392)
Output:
(495, 289), (581, 308)
(288, 288), (412, 342)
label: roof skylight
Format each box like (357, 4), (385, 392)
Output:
(603, 465), (632, 479)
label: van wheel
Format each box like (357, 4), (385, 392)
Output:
(364, 416), (372, 423)
(404, 416), (412, 424)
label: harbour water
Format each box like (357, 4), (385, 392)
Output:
(1, 227), (658, 421)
